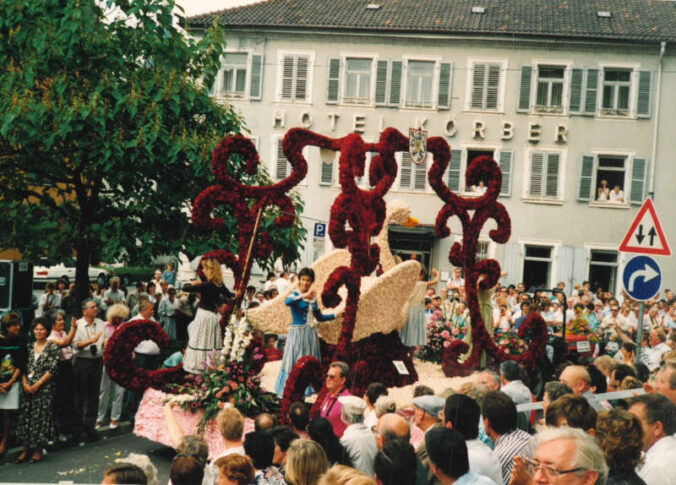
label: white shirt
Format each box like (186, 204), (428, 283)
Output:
(638, 435), (676, 485)
(466, 439), (503, 485)
(340, 422), (378, 478)
(130, 314), (161, 355)
(72, 317), (106, 358)
(274, 277), (290, 295)
(609, 189), (624, 201)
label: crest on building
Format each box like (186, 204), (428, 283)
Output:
(409, 128), (428, 165)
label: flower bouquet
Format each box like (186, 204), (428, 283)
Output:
(566, 316), (598, 343)
(418, 310), (459, 364)
(496, 330), (529, 356)
(165, 319), (279, 430)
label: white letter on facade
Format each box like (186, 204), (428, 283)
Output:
(328, 113), (339, 132)
(353, 114), (366, 134)
(445, 117), (457, 137)
(501, 121), (514, 140)
(301, 111), (312, 128)
(473, 120), (485, 140)
(556, 124), (568, 144)
(272, 111), (285, 129)
(528, 122), (541, 143)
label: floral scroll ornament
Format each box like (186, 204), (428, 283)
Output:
(427, 148), (547, 375)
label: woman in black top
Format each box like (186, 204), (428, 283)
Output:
(181, 257), (237, 373)
(0, 312), (27, 455)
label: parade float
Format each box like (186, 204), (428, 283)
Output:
(104, 126), (548, 448)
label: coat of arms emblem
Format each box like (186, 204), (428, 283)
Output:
(409, 128), (428, 165)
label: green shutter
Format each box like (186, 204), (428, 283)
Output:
(327, 58), (340, 104)
(629, 157), (647, 205)
(577, 155), (595, 201)
(389, 61), (402, 106)
(518, 66), (532, 113)
(569, 68), (583, 114)
(375, 60), (389, 106)
(636, 70), (652, 118)
(498, 151), (513, 197)
(250, 54), (263, 100)
(437, 62), (452, 110)
(447, 149), (462, 192)
(584, 69), (598, 115)
(529, 152), (544, 197)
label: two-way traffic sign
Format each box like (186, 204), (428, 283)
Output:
(618, 198), (671, 256)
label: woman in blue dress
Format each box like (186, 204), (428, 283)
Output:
(275, 268), (342, 397)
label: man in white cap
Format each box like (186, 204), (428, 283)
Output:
(412, 394), (445, 485)
(339, 395), (378, 478)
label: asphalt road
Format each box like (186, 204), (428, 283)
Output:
(0, 432), (174, 484)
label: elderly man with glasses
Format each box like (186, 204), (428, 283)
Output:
(318, 361), (351, 438)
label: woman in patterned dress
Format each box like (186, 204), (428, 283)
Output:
(16, 317), (60, 463)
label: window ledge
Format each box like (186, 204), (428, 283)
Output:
(463, 109), (505, 115)
(401, 105), (436, 112)
(596, 113), (635, 121)
(274, 100), (313, 106)
(588, 201), (630, 209)
(522, 198), (564, 206)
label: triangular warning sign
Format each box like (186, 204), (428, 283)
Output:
(619, 198), (671, 256)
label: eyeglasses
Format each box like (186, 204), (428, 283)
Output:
(524, 458), (587, 481)
(326, 374), (340, 380)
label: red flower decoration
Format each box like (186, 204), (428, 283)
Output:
(104, 320), (184, 392)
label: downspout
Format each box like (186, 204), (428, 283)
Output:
(648, 40), (666, 200)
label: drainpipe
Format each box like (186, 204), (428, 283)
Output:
(648, 40), (666, 200)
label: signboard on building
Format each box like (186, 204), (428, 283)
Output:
(313, 222), (326, 238)
(618, 198), (671, 256)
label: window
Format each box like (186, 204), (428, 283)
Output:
(398, 152), (428, 191)
(535, 65), (564, 111)
(578, 154), (647, 205)
(344, 58), (372, 104)
(274, 138), (289, 180)
(476, 241), (489, 262)
(522, 245), (553, 290)
(527, 151), (561, 200)
(405, 60), (435, 108)
(279, 53), (311, 102)
(470, 63), (501, 110)
(602, 68), (631, 114)
(588, 250), (618, 293)
(222, 53), (248, 98)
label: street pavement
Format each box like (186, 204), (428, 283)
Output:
(0, 431), (174, 484)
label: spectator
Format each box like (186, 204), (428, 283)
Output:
(318, 464), (376, 485)
(96, 303), (129, 430)
(519, 426), (607, 485)
(126, 283), (149, 314)
(364, 382), (388, 430)
(0, 312), (26, 456)
(15, 317), (60, 463)
(288, 401), (310, 439)
(215, 407), (246, 458)
(425, 427), (497, 484)
(633, 362), (650, 383)
(499, 360), (532, 421)
(644, 329), (670, 372)
(159, 287), (179, 340)
(102, 462), (148, 484)
(655, 360), (676, 404)
(586, 364), (607, 394)
(38, 282), (61, 318)
(373, 396), (396, 422)
(482, 391), (535, 484)
(596, 409), (646, 485)
(628, 394), (676, 484)
(268, 425), (299, 469)
(244, 430), (287, 485)
(339, 395), (378, 477)
(285, 439), (329, 485)
(163, 262), (177, 287)
(170, 455), (205, 485)
(214, 454), (255, 485)
(542, 381), (572, 416)
(114, 453), (159, 485)
(175, 434), (210, 484)
(308, 417), (351, 466)
(412, 385), (435, 398)
(374, 438), (417, 485)
(255, 413), (277, 432)
(620, 376), (644, 391)
(477, 370), (500, 392)
(608, 364), (636, 392)
(264, 334), (283, 362)
(46, 310), (77, 441)
(72, 299), (105, 443)
(545, 395), (597, 434)
(318, 361), (352, 438)
(104, 277), (126, 307)
(559, 365), (609, 412)
(442, 394), (502, 484)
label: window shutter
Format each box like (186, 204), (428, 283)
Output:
(518, 66), (532, 112)
(498, 150), (513, 197)
(250, 54), (263, 100)
(629, 157), (647, 205)
(486, 65), (500, 109)
(545, 153), (560, 198)
(529, 152), (544, 197)
(275, 138), (288, 180)
(584, 68), (598, 115)
(569, 68), (583, 114)
(389, 61), (402, 106)
(400, 152), (412, 189)
(414, 155), (427, 191)
(437, 62), (452, 110)
(327, 58), (340, 104)
(375, 60), (389, 105)
(636, 70), (652, 118)
(447, 149), (462, 192)
(577, 154), (595, 201)
(295, 56), (308, 100)
(471, 64), (486, 109)
(320, 160), (334, 185)
(282, 56), (295, 100)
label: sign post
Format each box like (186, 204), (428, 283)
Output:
(618, 198), (669, 365)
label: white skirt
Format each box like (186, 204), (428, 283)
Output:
(0, 381), (20, 410)
(183, 308), (222, 374)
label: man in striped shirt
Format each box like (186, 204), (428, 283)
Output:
(482, 391), (535, 484)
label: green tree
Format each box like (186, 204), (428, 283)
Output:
(0, 0), (306, 303)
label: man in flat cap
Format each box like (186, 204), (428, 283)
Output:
(339, 395), (378, 478)
(412, 394), (445, 485)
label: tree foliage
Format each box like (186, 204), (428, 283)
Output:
(0, 0), (306, 301)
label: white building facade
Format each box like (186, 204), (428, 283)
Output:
(189, 0), (676, 295)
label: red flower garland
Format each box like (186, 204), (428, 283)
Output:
(429, 146), (547, 375)
(104, 320), (185, 392)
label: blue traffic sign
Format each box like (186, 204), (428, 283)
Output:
(313, 222), (326, 238)
(622, 255), (661, 301)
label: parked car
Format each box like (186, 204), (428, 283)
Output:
(103, 265), (156, 286)
(33, 260), (109, 287)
